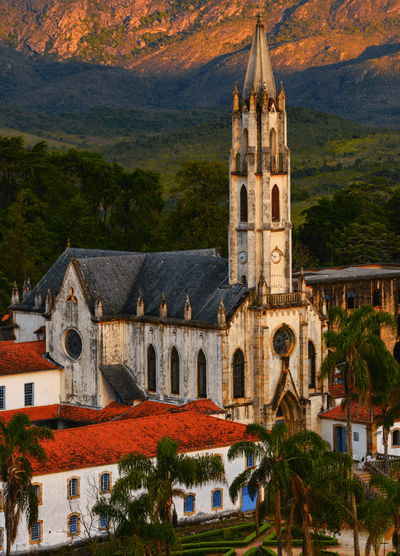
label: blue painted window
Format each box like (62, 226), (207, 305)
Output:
(0, 386), (5, 410)
(336, 426), (346, 453)
(100, 515), (109, 529)
(185, 495), (194, 513)
(31, 522), (40, 542)
(100, 473), (109, 493)
(393, 430), (399, 446)
(69, 515), (78, 534)
(247, 453), (254, 468)
(212, 490), (222, 509)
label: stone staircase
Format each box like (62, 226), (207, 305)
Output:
(354, 467), (384, 498)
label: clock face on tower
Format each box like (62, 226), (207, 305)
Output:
(239, 251), (247, 264)
(271, 249), (282, 264)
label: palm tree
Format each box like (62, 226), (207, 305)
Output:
(0, 413), (54, 556)
(228, 422), (334, 556)
(320, 304), (397, 556)
(94, 436), (225, 556)
(362, 474), (400, 556)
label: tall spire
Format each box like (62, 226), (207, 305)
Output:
(243, 14), (276, 102)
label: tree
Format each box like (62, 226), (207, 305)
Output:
(361, 474), (400, 556)
(94, 436), (225, 556)
(228, 422), (337, 556)
(320, 304), (397, 556)
(0, 413), (54, 556)
(161, 160), (229, 255)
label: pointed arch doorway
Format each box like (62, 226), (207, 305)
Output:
(276, 392), (301, 435)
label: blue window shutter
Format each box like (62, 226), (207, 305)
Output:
(185, 495), (193, 513)
(213, 490), (221, 508)
(247, 453), (253, 467)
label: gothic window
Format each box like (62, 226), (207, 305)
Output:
(63, 329), (82, 360)
(147, 344), (156, 392)
(308, 341), (316, 389)
(171, 347), (180, 395)
(279, 153), (283, 172)
(346, 292), (356, 310)
(197, 350), (207, 399)
(236, 153), (241, 172)
(233, 349), (245, 399)
(272, 326), (295, 357)
(272, 185), (280, 222)
(243, 128), (248, 155)
(373, 290), (381, 307)
(240, 185), (248, 222)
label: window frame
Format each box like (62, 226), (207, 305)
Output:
(67, 513), (80, 537)
(67, 476), (80, 500)
(308, 340), (316, 390)
(0, 527), (3, 550)
(99, 472), (112, 494)
(211, 488), (223, 511)
(271, 184), (280, 222)
(32, 482), (43, 505)
(147, 344), (157, 393)
(246, 453), (254, 469)
(353, 432), (359, 442)
(233, 349), (245, 399)
(30, 520), (43, 545)
(197, 349), (207, 399)
(240, 185), (248, 223)
(170, 346), (180, 396)
(99, 515), (109, 531)
(393, 429), (400, 447)
(0, 386), (5, 410)
(24, 382), (34, 407)
(184, 493), (196, 516)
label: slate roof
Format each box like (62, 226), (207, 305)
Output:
(100, 364), (146, 402)
(0, 340), (61, 376)
(32, 411), (256, 475)
(294, 264), (400, 285)
(123, 253), (248, 323)
(77, 255), (146, 314)
(13, 247), (222, 317)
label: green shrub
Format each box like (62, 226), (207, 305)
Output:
(172, 549), (229, 556)
(181, 523), (269, 546)
(242, 548), (277, 556)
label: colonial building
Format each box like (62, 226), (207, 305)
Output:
(5, 14), (329, 436)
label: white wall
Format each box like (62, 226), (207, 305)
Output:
(0, 370), (62, 412)
(13, 312), (46, 343)
(0, 446), (250, 554)
(320, 418), (367, 458)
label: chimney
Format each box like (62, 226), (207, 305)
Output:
(136, 289), (144, 317)
(11, 282), (19, 306)
(94, 291), (103, 318)
(217, 298), (226, 326)
(184, 295), (192, 321)
(159, 293), (167, 318)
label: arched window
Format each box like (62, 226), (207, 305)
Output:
(184, 494), (195, 515)
(272, 185), (280, 222)
(233, 349), (245, 399)
(373, 290), (381, 307)
(393, 430), (400, 446)
(240, 185), (248, 222)
(197, 350), (207, 399)
(100, 473), (111, 493)
(270, 128), (277, 171)
(147, 344), (156, 392)
(346, 292), (356, 310)
(171, 347), (180, 395)
(279, 153), (283, 172)
(212, 489), (223, 510)
(308, 341), (316, 389)
(68, 514), (79, 536)
(236, 153), (241, 172)
(243, 128), (248, 155)
(68, 477), (80, 499)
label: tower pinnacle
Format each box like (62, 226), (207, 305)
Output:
(243, 15), (276, 102)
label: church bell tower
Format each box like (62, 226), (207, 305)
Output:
(229, 14), (292, 294)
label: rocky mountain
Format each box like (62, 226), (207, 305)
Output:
(0, 0), (400, 125)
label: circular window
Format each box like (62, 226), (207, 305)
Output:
(272, 326), (295, 357)
(64, 329), (82, 360)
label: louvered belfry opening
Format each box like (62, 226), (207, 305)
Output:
(240, 185), (248, 222)
(272, 185), (280, 222)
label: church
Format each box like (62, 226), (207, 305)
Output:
(6, 15), (329, 435)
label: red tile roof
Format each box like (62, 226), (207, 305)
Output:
(0, 341), (60, 375)
(33, 412), (255, 475)
(0, 404), (60, 423)
(169, 399), (225, 415)
(332, 384), (345, 398)
(320, 401), (385, 424)
(59, 405), (99, 422)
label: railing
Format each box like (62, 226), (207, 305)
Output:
(370, 456), (400, 476)
(264, 292), (303, 306)
(354, 473), (380, 499)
